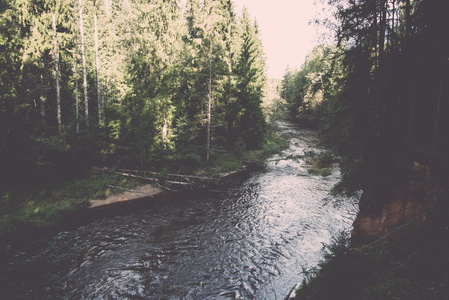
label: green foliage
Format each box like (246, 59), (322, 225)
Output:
(0, 0), (274, 238)
(307, 168), (332, 177)
(283, 0), (449, 211)
(280, 45), (340, 128)
(302, 150), (336, 177)
(0, 0), (270, 192)
(0, 172), (139, 236)
(233, 8), (267, 149)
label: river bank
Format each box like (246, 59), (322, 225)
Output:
(290, 202), (449, 299)
(290, 161), (449, 299)
(0, 128), (288, 240)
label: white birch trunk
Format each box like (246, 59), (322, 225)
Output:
(94, 13), (103, 126)
(74, 3), (80, 134)
(79, 0), (89, 128)
(53, 15), (62, 134)
(162, 115), (168, 147)
(207, 40), (212, 163)
(73, 0), (80, 133)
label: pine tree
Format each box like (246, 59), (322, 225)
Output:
(234, 8), (267, 149)
(184, 0), (238, 159)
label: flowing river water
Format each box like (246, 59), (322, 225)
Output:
(2, 122), (359, 299)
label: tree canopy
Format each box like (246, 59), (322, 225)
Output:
(0, 0), (269, 188)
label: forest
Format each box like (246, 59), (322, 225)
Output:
(281, 0), (449, 212)
(0, 0), (269, 191)
(1, 0), (449, 297)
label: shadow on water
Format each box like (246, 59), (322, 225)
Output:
(1, 121), (359, 299)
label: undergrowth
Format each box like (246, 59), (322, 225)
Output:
(303, 150), (337, 177)
(0, 172), (140, 237)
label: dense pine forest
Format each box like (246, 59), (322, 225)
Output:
(281, 0), (449, 211)
(0, 0), (268, 190)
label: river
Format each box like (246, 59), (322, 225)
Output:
(1, 122), (359, 299)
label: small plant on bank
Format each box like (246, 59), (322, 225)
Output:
(303, 150), (337, 177)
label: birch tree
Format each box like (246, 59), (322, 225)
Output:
(74, 0), (80, 133)
(52, 14), (62, 133)
(79, 0), (89, 128)
(94, 11), (103, 126)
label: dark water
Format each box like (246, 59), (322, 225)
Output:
(1, 122), (358, 299)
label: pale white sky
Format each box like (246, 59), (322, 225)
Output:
(233, 0), (321, 79)
(179, 0), (328, 79)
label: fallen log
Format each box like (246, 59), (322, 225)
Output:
(165, 180), (193, 186)
(114, 168), (219, 181)
(93, 167), (159, 182)
(93, 166), (247, 191)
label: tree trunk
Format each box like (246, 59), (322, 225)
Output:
(94, 13), (103, 126)
(79, 0), (89, 128)
(207, 38), (212, 163)
(38, 70), (46, 125)
(162, 113), (168, 147)
(433, 76), (443, 152)
(378, 0), (387, 63)
(101, 82), (105, 121)
(405, 0), (411, 37)
(53, 15), (62, 134)
(406, 75), (418, 145)
(74, 1), (80, 134)
(39, 94), (46, 125)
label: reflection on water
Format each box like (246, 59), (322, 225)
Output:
(1, 122), (359, 299)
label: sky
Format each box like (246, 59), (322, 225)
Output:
(232, 0), (323, 79)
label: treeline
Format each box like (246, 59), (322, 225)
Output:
(281, 0), (449, 212)
(0, 0), (267, 188)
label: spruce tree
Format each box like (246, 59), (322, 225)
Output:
(235, 8), (267, 149)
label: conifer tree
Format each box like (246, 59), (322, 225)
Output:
(235, 8), (267, 149)
(185, 0), (237, 158)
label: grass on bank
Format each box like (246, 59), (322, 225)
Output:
(202, 130), (289, 177)
(0, 173), (140, 237)
(292, 203), (449, 300)
(302, 150), (337, 177)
